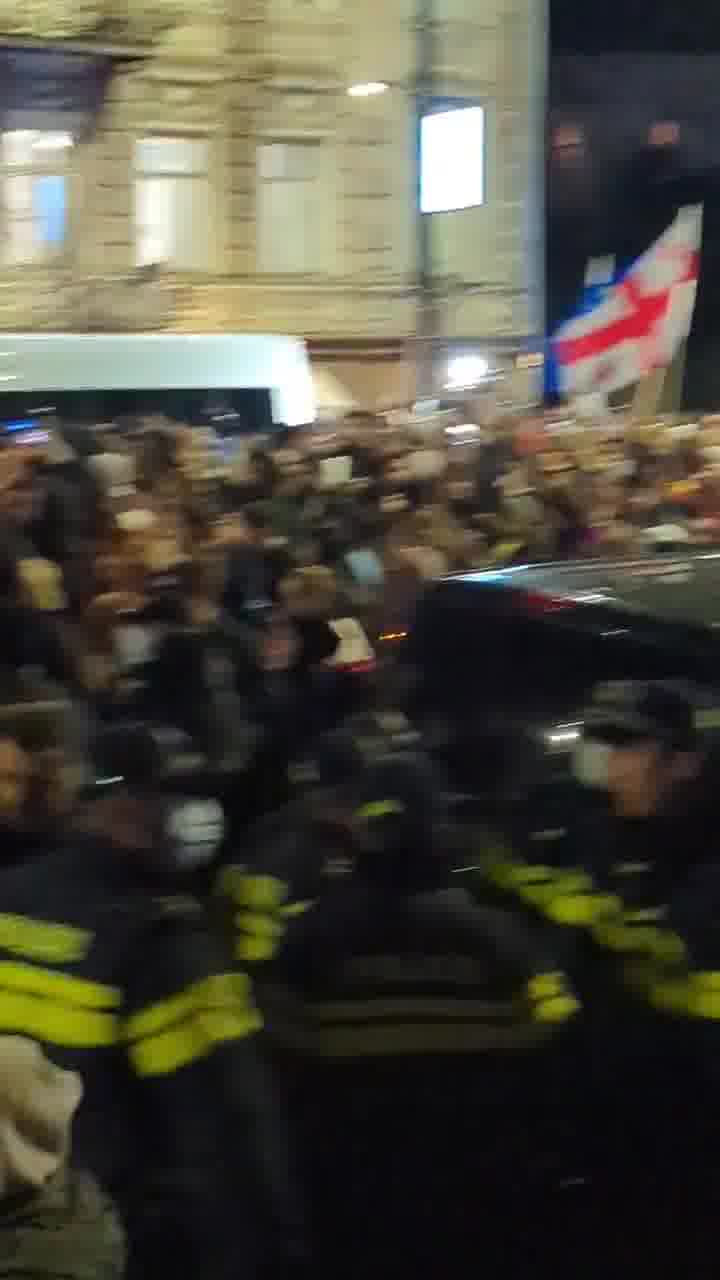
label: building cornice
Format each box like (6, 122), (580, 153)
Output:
(0, 0), (223, 51)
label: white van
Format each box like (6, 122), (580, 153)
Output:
(0, 332), (315, 431)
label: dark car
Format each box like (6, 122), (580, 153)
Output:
(404, 552), (720, 803)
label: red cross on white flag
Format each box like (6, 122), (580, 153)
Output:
(553, 205), (702, 397)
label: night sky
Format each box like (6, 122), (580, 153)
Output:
(548, 3), (720, 407)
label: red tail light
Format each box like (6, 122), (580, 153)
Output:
(344, 659), (377, 675)
(519, 590), (570, 616)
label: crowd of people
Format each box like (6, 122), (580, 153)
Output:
(4, 404), (720, 706)
(0, 405), (718, 1280)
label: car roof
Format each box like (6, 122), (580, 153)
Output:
(450, 551), (720, 631)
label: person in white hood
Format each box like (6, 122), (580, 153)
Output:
(0, 1036), (124, 1280)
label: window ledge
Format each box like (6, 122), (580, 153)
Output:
(165, 274), (416, 295)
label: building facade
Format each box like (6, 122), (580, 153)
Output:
(0, 0), (546, 408)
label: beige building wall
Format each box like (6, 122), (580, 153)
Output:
(0, 0), (546, 406)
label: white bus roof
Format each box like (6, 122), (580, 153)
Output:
(0, 333), (315, 426)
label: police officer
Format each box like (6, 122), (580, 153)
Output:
(472, 681), (720, 1277)
(0, 693), (84, 860)
(214, 712), (433, 969)
(0, 722), (303, 1280)
(478, 681), (713, 997)
(250, 731), (578, 1280)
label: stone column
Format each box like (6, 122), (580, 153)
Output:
(76, 70), (136, 275)
(494, 0), (547, 342)
(226, 0), (265, 277)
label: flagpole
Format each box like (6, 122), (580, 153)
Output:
(630, 338), (688, 419)
(663, 338), (687, 413)
(631, 368), (667, 420)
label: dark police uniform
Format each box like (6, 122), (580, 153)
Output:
(254, 748), (579, 1280)
(465, 682), (720, 1277)
(213, 712), (430, 969)
(472, 684), (714, 1029)
(0, 830), (301, 1280)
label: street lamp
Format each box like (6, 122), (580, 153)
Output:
(347, 82), (389, 97)
(445, 354), (490, 390)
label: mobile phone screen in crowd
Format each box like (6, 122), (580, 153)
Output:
(4, 422), (49, 445)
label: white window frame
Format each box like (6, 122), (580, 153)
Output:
(0, 130), (72, 268)
(133, 134), (214, 274)
(256, 136), (335, 277)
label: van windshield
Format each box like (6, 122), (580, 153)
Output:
(0, 388), (273, 434)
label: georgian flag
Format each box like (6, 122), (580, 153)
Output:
(553, 205), (702, 396)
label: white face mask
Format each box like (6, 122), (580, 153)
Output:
(573, 738), (612, 790)
(166, 798), (225, 868)
(114, 624), (155, 671)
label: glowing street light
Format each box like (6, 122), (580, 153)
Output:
(445, 354), (490, 389)
(347, 82), (389, 98)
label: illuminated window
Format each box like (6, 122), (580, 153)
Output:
(1, 131), (71, 266)
(134, 136), (211, 271)
(257, 141), (325, 274)
(420, 105), (484, 214)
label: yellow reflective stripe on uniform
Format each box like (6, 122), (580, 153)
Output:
(526, 972), (580, 1024)
(356, 800), (405, 820)
(282, 900), (315, 919)
(0, 961), (119, 1047)
(236, 939), (273, 963)
(125, 973), (254, 1040)
(129, 1009), (261, 1076)
(692, 971), (720, 990)
(125, 972), (262, 1076)
(217, 871), (293, 963)
(527, 972), (566, 1001)
(234, 902), (315, 961)
(486, 861), (555, 891)
(485, 861), (560, 912)
(533, 995), (580, 1023)
(545, 892), (620, 926)
(593, 920), (685, 962)
(0, 962), (121, 1009)
(650, 970), (720, 1020)
(485, 859), (607, 924)
(650, 978), (692, 1016)
(687, 993), (720, 1019)
(217, 867), (313, 919)
(0, 914), (91, 964)
(646, 931), (686, 963)
(523, 875), (592, 913)
(237, 876), (287, 911)
(592, 920), (634, 951)
(234, 911), (285, 963)
(235, 912), (284, 942)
